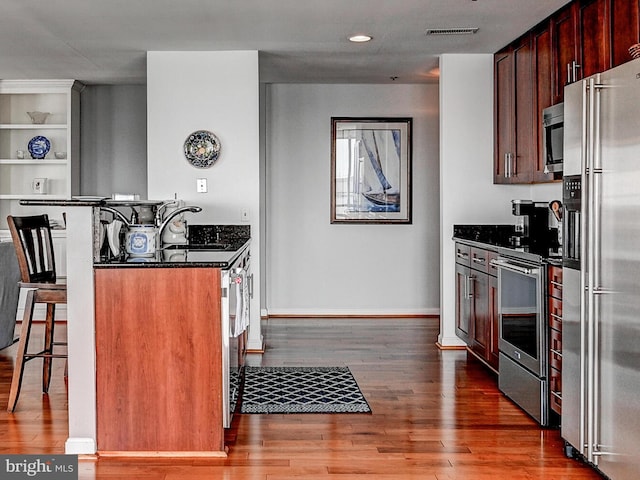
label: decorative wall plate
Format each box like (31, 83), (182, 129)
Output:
(184, 130), (221, 168)
(28, 135), (51, 159)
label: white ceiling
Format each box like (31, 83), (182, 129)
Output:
(1, 0), (570, 85)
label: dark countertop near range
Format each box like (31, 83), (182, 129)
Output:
(453, 224), (562, 264)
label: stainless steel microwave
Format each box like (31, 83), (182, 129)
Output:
(542, 102), (564, 174)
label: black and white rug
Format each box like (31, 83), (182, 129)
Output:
(240, 366), (371, 414)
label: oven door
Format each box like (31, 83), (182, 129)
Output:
(493, 257), (546, 376)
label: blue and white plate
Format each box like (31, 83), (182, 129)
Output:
(28, 135), (51, 159)
(184, 130), (221, 168)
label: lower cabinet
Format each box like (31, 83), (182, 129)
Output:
(94, 267), (225, 454)
(455, 242), (499, 371)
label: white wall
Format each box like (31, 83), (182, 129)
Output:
(265, 84), (440, 316)
(438, 54), (561, 346)
(146, 51), (262, 349)
(80, 85), (147, 197)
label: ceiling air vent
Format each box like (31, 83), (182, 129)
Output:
(425, 27), (479, 35)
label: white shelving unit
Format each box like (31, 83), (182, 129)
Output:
(0, 79), (84, 231)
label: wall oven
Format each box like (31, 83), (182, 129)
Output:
(491, 253), (550, 426)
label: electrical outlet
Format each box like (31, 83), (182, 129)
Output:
(196, 178), (207, 193)
(241, 209), (250, 222)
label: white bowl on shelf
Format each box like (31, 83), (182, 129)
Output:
(54, 152), (66, 159)
(27, 111), (51, 124)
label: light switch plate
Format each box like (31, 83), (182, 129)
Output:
(196, 178), (207, 193)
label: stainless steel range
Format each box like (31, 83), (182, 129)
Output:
(492, 249), (550, 426)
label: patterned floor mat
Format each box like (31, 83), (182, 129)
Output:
(240, 366), (371, 414)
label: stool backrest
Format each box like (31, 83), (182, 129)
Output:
(6, 214), (57, 284)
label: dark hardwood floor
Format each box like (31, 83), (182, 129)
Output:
(0, 318), (602, 479)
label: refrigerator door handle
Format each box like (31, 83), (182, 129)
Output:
(575, 77), (590, 458)
(586, 74), (605, 465)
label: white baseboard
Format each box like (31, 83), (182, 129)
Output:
(437, 334), (466, 348)
(263, 307), (439, 318)
(65, 437), (96, 455)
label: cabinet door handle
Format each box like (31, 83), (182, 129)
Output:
(572, 60), (581, 82)
(504, 153), (514, 178)
(568, 60), (581, 83)
(550, 280), (563, 289)
(457, 251), (469, 259)
(550, 312), (562, 322)
(472, 257), (486, 264)
(466, 275), (474, 299)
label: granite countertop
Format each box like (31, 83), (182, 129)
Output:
(453, 224), (562, 264)
(94, 240), (250, 269)
(95, 224), (251, 269)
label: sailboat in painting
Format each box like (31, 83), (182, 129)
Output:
(360, 129), (401, 211)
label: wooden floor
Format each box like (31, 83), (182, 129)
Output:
(0, 318), (603, 479)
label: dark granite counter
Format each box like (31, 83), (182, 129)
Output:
(95, 224), (251, 269)
(453, 224), (562, 264)
(94, 240), (250, 269)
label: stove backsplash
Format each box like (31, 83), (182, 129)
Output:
(188, 224), (250, 246)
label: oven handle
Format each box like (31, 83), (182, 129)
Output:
(490, 258), (539, 276)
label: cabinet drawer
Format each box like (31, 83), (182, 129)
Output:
(470, 247), (489, 273)
(550, 328), (562, 370)
(548, 296), (562, 330)
(550, 366), (562, 415)
(548, 265), (563, 299)
(455, 243), (471, 266)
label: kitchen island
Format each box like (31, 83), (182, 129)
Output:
(19, 199), (249, 456)
(94, 245), (249, 456)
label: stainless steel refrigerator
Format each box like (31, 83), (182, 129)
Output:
(562, 57), (640, 479)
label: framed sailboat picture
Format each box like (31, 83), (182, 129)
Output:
(331, 117), (412, 224)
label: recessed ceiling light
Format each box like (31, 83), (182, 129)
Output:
(349, 34), (372, 43)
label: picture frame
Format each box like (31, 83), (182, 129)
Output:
(331, 117), (412, 224)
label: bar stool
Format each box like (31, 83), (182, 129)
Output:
(6, 214), (67, 412)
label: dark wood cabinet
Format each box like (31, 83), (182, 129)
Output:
(455, 243), (499, 372)
(551, 3), (579, 104)
(532, 23), (557, 183)
(493, 35), (535, 184)
(494, 48), (513, 183)
(578, 0), (610, 79)
(455, 243), (472, 344)
(495, 0), (639, 184)
(489, 270), (499, 368)
(455, 262), (471, 344)
(548, 265), (563, 416)
(470, 248), (490, 360)
(611, 0), (640, 67)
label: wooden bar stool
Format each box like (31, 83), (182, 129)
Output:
(6, 214), (67, 412)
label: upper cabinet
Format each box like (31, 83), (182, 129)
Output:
(611, 0), (640, 67)
(494, 36), (536, 184)
(495, 0), (640, 184)
(551, 4), (579, 105)
(0, 79), (83, 229)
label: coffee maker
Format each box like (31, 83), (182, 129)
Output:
(511, 200), (553, 250)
